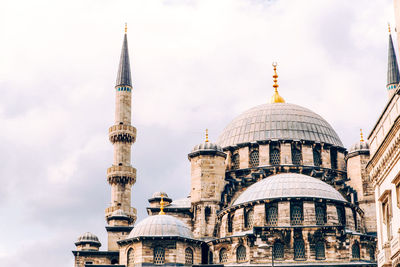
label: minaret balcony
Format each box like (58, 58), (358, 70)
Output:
(107, 165), (136, 184)
(105, 206), (137, 222)
(109, 124), (136, 144)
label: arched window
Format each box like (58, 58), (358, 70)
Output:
(294, 239), (306, 260)
(127, 248), (134, 267)
(313, 147), (322, 167)
(228, 214), (234, 233)
(337, 206), (346, 225)
(291, 145), (302, 165)
(291, 203), (303, 225)
(232, 154), (240, 170)
(315, 241), (325, 260)
(219, 248), (228, 263)
(244, 209), (254, 229)
(330, 148), (338, 169)
(249, 150), (259, 167)
(273, 242), (284, 260)
(154, 247), (165, 265)
(315, 205), (326, 225)
(270, 148), (280, 165)
(236, 245), (246, 262)
(352, 243), (360, 259)
(185, 247), (193, 265)
(266, 206), (278, 226)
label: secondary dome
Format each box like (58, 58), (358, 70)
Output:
(217, 103), (343, 148)
(233, 173), (346, 206)
(128, 215), (194, 239)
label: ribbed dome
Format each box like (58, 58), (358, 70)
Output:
(152, 192), (169, 198)
(128, 215), (194, 239)
(217, 103), (343, 148)
(233, 173), (346, 206)
(349, 140), (370, 154)
(191, 142), (223, 152)
(76, 232), (101, 245)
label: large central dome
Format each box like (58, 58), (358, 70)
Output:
(217, 103), (343, 148)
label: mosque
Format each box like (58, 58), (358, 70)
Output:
(70, 19), (400, 266)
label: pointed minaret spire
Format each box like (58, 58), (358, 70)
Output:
(387, 23), (400, 98)
(116, 24), (132, 87)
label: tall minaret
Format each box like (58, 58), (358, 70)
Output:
(387, 24), (400, 98)
(105, 25), (137, 251)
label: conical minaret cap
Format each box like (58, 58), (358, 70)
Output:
(387, 30), (400, 88)
(116, 27), (132, 87)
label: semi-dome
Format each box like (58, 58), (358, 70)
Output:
(233, 173), (346, 206)
(128, 215), (194, 239)
(217, 103), (343, 148)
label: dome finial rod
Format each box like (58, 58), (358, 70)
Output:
(125, 22), (127, 33)
(360, 129), (364, 142)
(159, 194), (166, 215)
(205, 129), (209, 143)
(270, 62), (285, 103)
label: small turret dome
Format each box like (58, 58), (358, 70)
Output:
(152, 191), (169, 198)
(349, 140), (370, 154)
(128, 215), (194, 239)
(191, 142), (223, 153)
(75, 232), (101, 249)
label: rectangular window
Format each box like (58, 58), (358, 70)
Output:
(379, 190), (393, 241)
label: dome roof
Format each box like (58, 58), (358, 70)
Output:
(217, 103), (343, 148)
(233, 173), (346, 206)
(76, 232), (101, 245)
(152, 191), (169, 198)
(191, 142), (223, 152)
(349, 140), (370, 154)
(128, 215), (194, 239)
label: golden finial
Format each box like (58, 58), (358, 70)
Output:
(388, 23), (391, 33)
(270, 62), (285, 103)
(360, 129), (364, 142)
(125, 23), (127, 33)
(205, 129), (209, 143)
(159, 194), (166, 215)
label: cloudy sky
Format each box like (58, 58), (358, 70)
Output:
(0, 0), (397, 266)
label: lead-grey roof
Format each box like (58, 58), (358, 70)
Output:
(116, 33), (132, 87)
(387, 33), (400, 87)
(128, 215), (194, 239)
(233, 173), (346, 206)
(76, 232), (101, 245)
(217, 103), (343, 148)
(349, 140), (370, 154)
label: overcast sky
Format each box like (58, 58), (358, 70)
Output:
(0, 0), (397, 266)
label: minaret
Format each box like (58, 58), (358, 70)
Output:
(387, 24), (400, 98)
(105, 25), (137, 251)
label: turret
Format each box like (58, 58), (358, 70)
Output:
(75, 232), (101, 251)
(346, 129), (376, 234)
(105, 24), (137, 251)
(188, 130), (227, 238)
(387, 24), (400, 98)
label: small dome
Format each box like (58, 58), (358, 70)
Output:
(128, 215), (194, 239)
(217, 103), (343, 148)
(76, 232), (101, 245)
(191, 142), (223, 152)
(349, 140), (370, 154)
(152, 191), (169, 198)
(233, 173), (346, 206)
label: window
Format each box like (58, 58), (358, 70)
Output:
(330, 148), (337, 169)
(154, 247), (165, 265)
(291, 203), (303, 225)
(291, 144), (302, 165)
(127, 248), (134, 267)
(219, 248), (228, 263)
(315, 241), (325, 260)
(232, 154), (240, 170)
(185, 247), (193, 265)
(294, 239), (306, 260)
(228, 214), (234, 233)
(236, 245), (246, 262)
(313, 146), (322, 167)
(266, 205), (278, 226)
(111, 259), (119, 264)
(85, 262), (93, 265)
(315, 204), (326, 225)
(396, 183), (400, 208)
(244, 209), (254, 229)
(369, 246), (375, 261)
(249, 150), (259, 167)
(208, 251), (213, 264)
(337, 206), (346, 225)
(273, 242), (284, 260)
(352, 243), (360, 259)
(382, 199), (392, 240)
(270, 148), (280, 165)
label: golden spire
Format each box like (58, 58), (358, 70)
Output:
(388, 23), (391, 34)
(360, 129), (364, 142)
(205, 129), (209, 143)
(159, 194), (166, 215)
(270, 62), (285, 103)
(125, 23), (127, 33)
